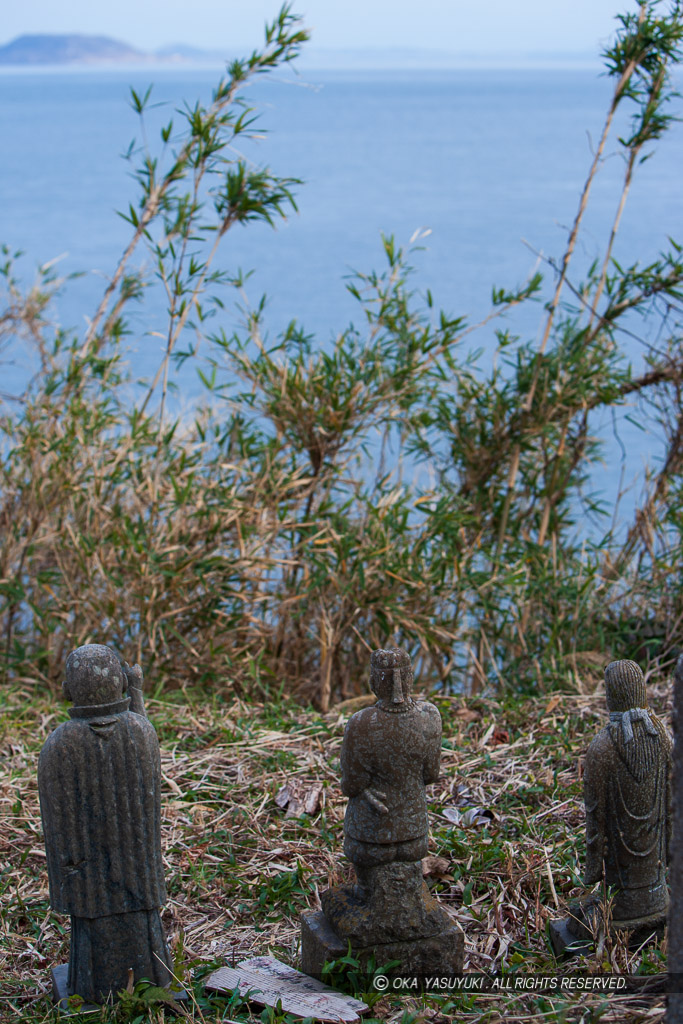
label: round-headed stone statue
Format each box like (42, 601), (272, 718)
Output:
(583, 659), (672, 929)
(555, 658), (673, 951)
(311, 647), (462, 971)
(38, 645), (174, 1005)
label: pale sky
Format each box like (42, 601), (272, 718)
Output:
(2, 0), (631, 55)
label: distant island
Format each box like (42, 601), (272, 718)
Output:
(0, 34), (147, 65)
(0, 32), (597, 71)
(0, 33), (237, 66)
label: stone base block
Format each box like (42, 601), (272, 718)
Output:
(548, 919), (594, 958)
(549, 913), (666, 958)
(300, 910), (464, 978)
(51, 963), (188, 1014)
(52, 966), (101, 1013)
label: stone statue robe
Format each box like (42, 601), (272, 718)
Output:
(38, 696), (171, 1001)
(584, 713), (671, 920)
(341, 701), (441, 845)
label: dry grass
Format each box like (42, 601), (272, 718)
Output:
(0, 674), (672, 1023)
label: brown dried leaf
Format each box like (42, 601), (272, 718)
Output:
(303, 781), (324, 815)
(544, 696), (561, 717)
(421, 855), (451, 878)
(454, 708), (481, 723)
(274, 779), (323, 818)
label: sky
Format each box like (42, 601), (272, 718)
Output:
(1, 0), (633, 55)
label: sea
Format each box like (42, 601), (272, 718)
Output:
(1, 63), (682, 534)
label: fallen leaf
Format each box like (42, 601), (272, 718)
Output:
(463, 806), (495, 826)
(274, 779), (324, 818)
(490, 728), (509, 746)
(544, 695), (561, 716)
(274, 784), (291, 810)
(421, 855), (451, 878)
(479, 722), (495, 747)
(442, 806), (463, 825)
(442, 805), (494, 828)
(454, 708), (481, 723)
(303, 781), (324, 815)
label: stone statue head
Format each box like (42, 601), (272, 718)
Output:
(604, 659), (647, 712)
(63, 644), (127, 707)
(370, 648), (414, 709)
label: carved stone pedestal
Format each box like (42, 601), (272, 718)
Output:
(301, 909), (464, 977)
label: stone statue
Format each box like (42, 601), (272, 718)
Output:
(668, 653), (683, 1022)
(550, 658), (672, 954)
(301, 647), (463, 975)
(38, 645), (175, 1006)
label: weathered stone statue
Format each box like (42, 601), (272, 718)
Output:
(301, 648), (463, 975)
(550, 659), (672, 954)
(38, 645), (175, 1006)
(668, 653), (683, 1022)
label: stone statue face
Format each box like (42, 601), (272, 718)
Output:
(369, 648), (414, 709)
(370, 666), (411, 705)
(63, 644), (126, 706)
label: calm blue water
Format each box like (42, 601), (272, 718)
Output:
(1, 66), (682, 528)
